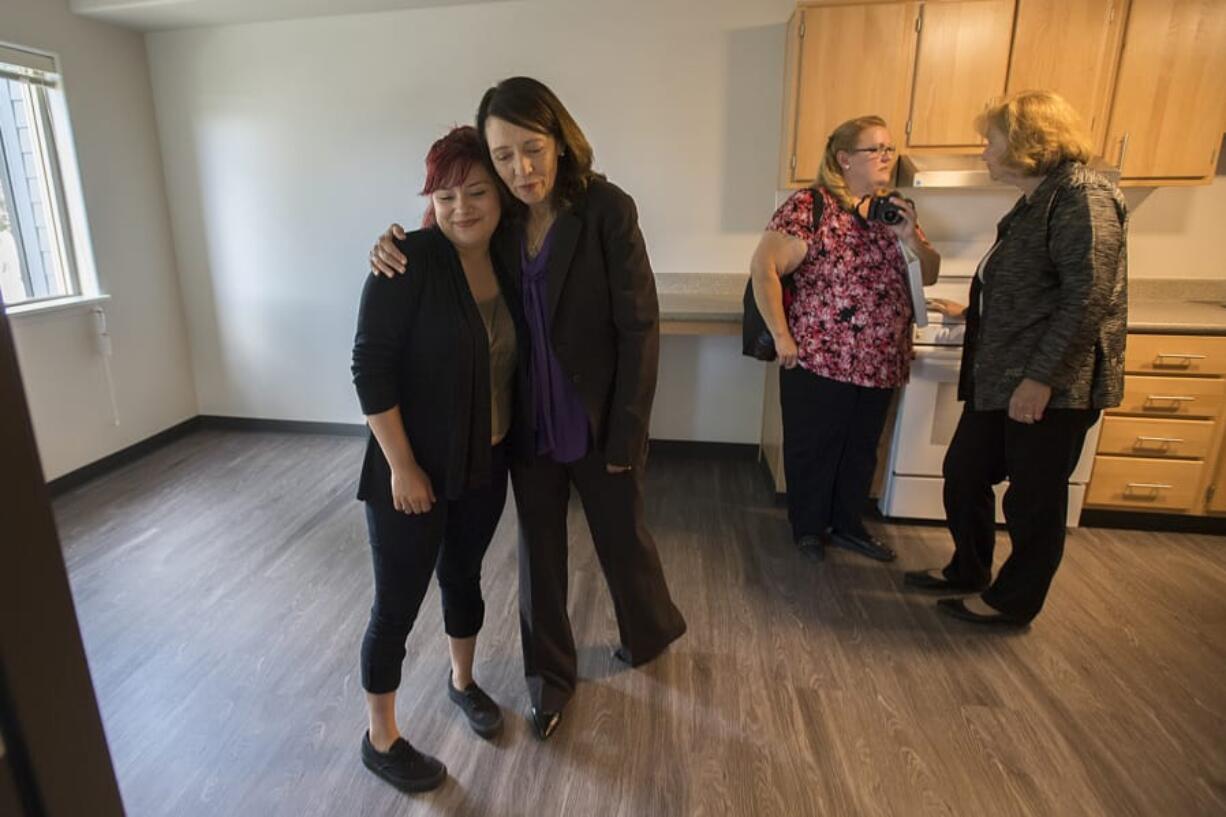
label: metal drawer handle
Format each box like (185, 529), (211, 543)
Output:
(1145, 395), (1196, 402)
(1135, 436), (1184, 444)
(1125, 482), (1173, 490)
(1155, 353), (1206, 360)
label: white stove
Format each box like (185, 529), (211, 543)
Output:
(879, 271), (1100, 527)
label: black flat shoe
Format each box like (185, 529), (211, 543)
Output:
(360, 732), (447, 793)
(936, 598), (1028, 628)
(830, 530), (897, 562)
(796, 533), (826, 561)
(903, 568), (988, 593)
(613, 628), (683, 668)
(447, 672), (503, 739)
(528, 707), (561, 741)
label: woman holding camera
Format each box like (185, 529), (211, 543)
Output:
(750, 115), (939, 562)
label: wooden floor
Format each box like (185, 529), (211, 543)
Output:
(51, 429), (1226, 817)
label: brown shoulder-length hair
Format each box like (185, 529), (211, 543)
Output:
(475, 76), (605, 211)
(817, 115), (888, 211)
(975, 90), (1093, 176)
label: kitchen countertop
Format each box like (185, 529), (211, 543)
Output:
(651, 274), (1226, 336)
(1127, 279), (1226, 335)
(655, 273), (743, 334)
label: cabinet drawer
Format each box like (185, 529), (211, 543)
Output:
(1086, 456), (1203, 510)
(1096, 416), (1217, 459)
(1125, 334), (1226, 376)
(1108, 375), (1225, 419)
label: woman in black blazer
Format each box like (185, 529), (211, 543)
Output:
(369, 77), (686, 740)
(351, 126), (519, 792)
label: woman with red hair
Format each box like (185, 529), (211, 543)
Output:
(350, 125), (518, 792)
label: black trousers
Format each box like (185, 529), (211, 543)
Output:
(510, 450), (687, 711)
(360, 443), (509, 694)
(942, 407), (1099, 622)
(779, 366), (894, 542)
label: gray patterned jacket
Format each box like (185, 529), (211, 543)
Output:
(957, 160), (1128, 411)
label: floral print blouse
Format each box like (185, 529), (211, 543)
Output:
(766, 187), (914, 389)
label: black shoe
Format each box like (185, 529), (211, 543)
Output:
(936, 597), (1028, 628)
(528, 707), (561, 741)
(360, 732), (447, 793)
(447, 672), (503, 739)
(613, 631), (682, 668)
(903, 568), (988, 593)
(831, 530), (897, 562)
(796, 533), (826, 561)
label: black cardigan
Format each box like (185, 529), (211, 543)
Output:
(351, 227), (517, 502)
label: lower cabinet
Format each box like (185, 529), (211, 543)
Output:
(1085, 332), (1226, 516)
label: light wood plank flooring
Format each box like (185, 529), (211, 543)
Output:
(51, 430), (1226, 817)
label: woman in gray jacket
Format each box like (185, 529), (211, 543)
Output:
(905, 91), (1127, 626)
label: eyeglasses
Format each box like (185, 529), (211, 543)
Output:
(851, 144), (898, 159)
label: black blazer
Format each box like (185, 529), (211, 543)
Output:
(494, 178), (659, 467)
(351, 227), (518, 502)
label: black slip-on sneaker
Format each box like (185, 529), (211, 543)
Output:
(447, 673), (503, 739)
(360, 732), (446, 793)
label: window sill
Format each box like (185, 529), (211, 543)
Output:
(6, 293), (111, 319)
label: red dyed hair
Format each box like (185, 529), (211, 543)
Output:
(420, 125), (491, 229)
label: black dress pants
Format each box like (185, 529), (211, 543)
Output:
(779, 366), (894, 542)
(510, 450), (687, 712)
(360, 443), (509, 694)
(941, 407), (1099, 622)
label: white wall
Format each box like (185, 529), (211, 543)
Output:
(3, 0), (197, 480)
(140, 0), (1224, 447)
(144, 0), (792, 442)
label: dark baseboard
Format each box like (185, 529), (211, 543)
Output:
(1079, 509), (1226, 535)
(197, 415), (367, 437)
(649, 439), (758, 460)
(47, 420), (762, 497)
(47, 416), (202, 497)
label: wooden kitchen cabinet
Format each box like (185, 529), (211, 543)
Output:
(906, 0), (1014, 147)
(780, 0), (1226, 188)
(1087, 332), (1226, 515)
(1006, 0), (1129, 153)
(779, 2), (919, 186)
(1102, 0), (1226, 181)
(1206, 434), (1226, 513)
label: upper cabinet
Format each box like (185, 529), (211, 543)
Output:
(780, 2), (919, 185)
(778, 0), (1226, 188)
(1006, 0), (1129, 154)
(1103, 0), (1226, 182)
(907, 0), (1014, 147)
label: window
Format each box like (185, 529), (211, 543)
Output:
(0, 45), (87, 309)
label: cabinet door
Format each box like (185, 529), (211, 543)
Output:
(1006, 0), (1128, 154)
(785, 2), (919, 185)
(1104, 0), (1226, 180)
(1207, 435), (1226, 513)
(907, 0), (1015, 147)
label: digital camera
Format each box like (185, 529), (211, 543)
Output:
(865, 191), (913, 225)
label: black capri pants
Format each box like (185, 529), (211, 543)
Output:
(360, 442), (509, 694)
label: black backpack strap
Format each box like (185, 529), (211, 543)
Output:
(809, 186), (825, 235)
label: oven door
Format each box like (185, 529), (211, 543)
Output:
(890, 346), (964, 476)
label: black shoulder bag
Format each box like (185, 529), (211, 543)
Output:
(741, 189), (823, 361)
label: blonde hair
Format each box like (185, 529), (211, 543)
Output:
(817, 115), (888, 211)
(976, 90), (1092, 176)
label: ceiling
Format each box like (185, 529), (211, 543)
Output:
(69, 0), (513, 31)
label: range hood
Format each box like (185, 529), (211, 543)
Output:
(897, 154), (1121, 188)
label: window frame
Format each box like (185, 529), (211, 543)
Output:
(0, 43), (96, 315)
